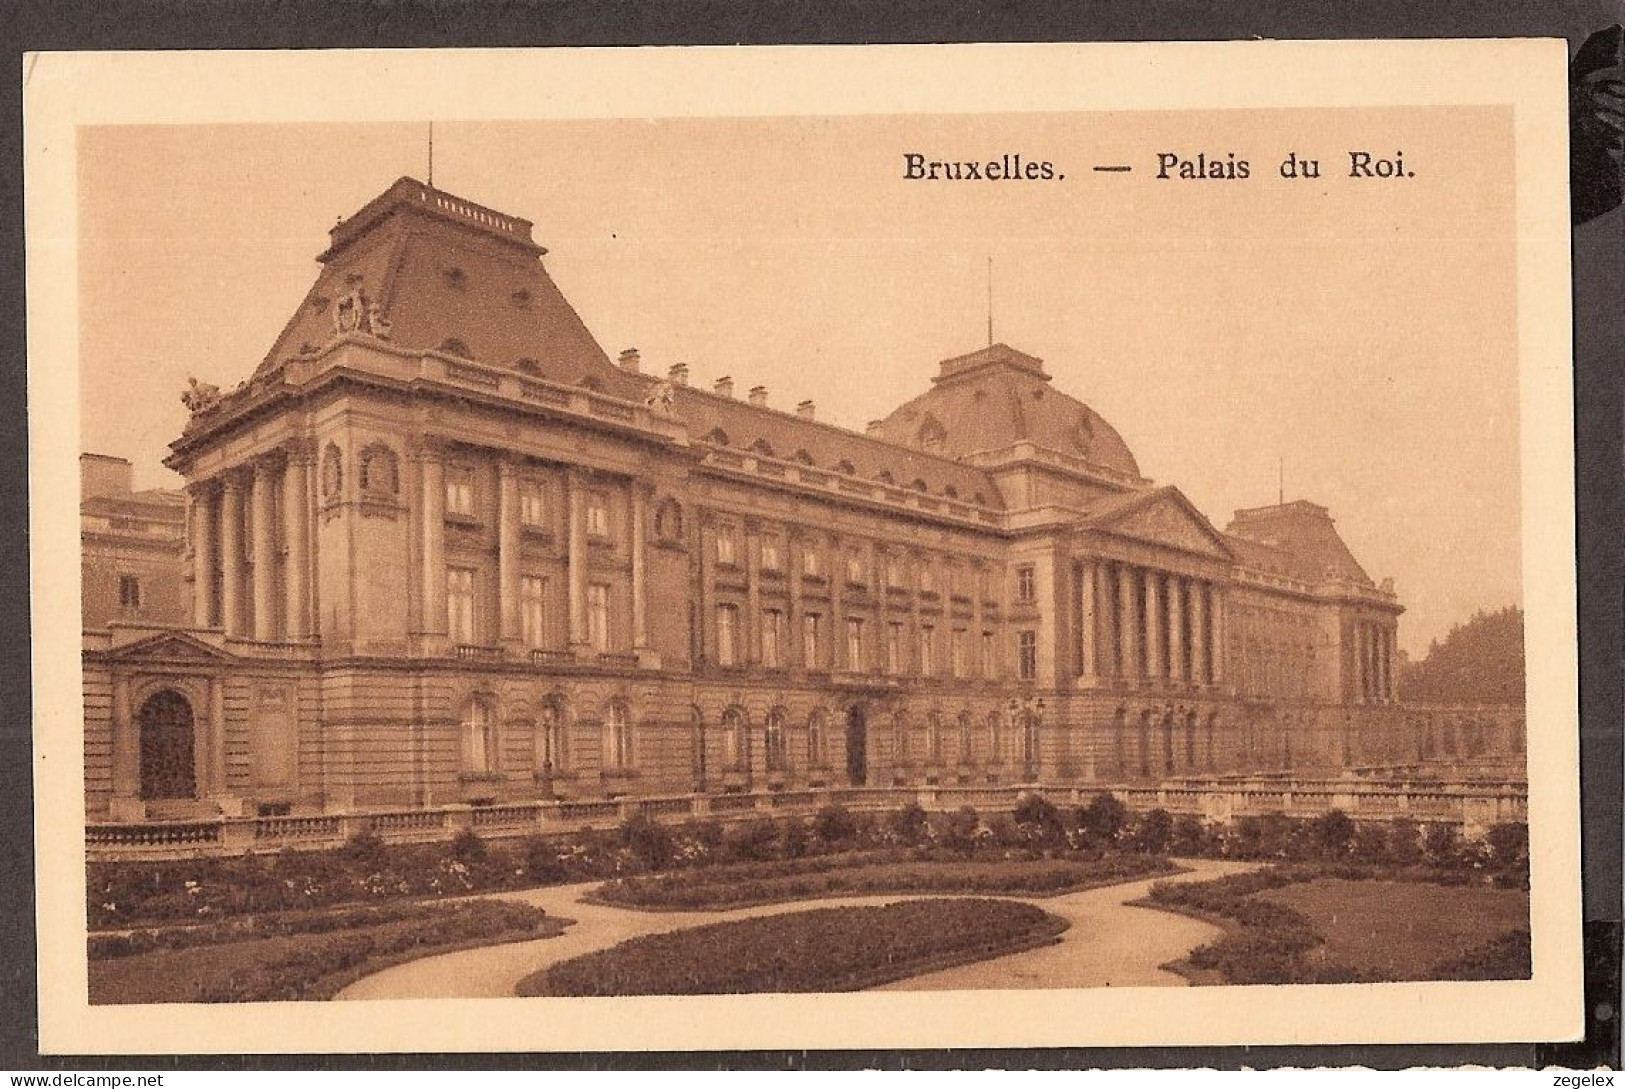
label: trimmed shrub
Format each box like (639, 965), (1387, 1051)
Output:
(936, 806), (981, 854)
(620, 812), (676, 871)
(778, 817), (811, 859)
(1485, 822), (1529, 870)
(725, 818), (781, 862)
(812, 804), (859, 846)
(1013, 794), (1065, 846)
(449, 827), (487, 864)
(1128, 808), (1173, 854)
(888, 802), (929, 846)
(1076, 794), (1128, 847)
(1387, 818), (1423, 864)
(1423, 823), (1464, 868)
(1310, 810), (1356, 861)
(339, 829), (388, 866)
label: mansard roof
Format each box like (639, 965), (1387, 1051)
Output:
(1224, 500), (1374, 586)
(867, 343), (1142, 480)
(249, 177), (640, 399)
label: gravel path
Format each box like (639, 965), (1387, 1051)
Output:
(334, 858), (1255, 1000)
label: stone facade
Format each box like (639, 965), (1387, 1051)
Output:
(84, 177), (1435, 823)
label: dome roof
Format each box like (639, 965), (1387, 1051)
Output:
(868, 343), (1141, 479)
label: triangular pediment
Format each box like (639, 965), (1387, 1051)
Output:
(103, 629), (235, 663)
(1083, 487), (1234, 561)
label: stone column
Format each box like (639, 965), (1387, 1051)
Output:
(1078, 561), (1097, 683)
(786, 533), (802, 668)
(1191, 581), (1209, 686)
(870, 543), (885, 673)
(1210, 588), (1227, 684)
(1168, 575), (1186, 684)
(1145, 570), (1163, 681)
(251, 460), (277, 641)
(1383, 627), (1396, 702)
(744, 523), (761, 664)
(631, 484), (650, 652)
(567, 470), (589, 650)
(698, 512), (715, 664)
(420, 442), (447, 645)
(1117, 564), (1137, 682)
(191, 485), (218, 628)
(209, 676), (228, 803)
(283, 447), (311, 640)
(219, 474), (244, 637)
(831, 536), (847, 670)
(1357, 622), (1370, 703)
(497, 459), (522, 648)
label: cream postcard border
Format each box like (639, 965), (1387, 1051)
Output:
(25, 41), (1581, 1054)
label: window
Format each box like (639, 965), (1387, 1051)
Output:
(601, 702), (631, 770)
(886, 622), (904, 674)
(445, 466), (475, 517)
(764, 709), (787, 773)
(587, 583), (610, 652)
(807, 710), (827, 768)
(761, 609), (784, 668)
(886, 558), (902, 588)
(846, 553), (865, 585)
(1018, 630), (1038, 680)
(716, 603), (739, 666)
(802, 613), (822, 668)
(951, 629), (968, 678)
(981, 630), (996, 677)
(520, 576), (547, 648)
(118, 574), (143, 610)
(919, 566), (936, 594)
(893, 715), (909, 762)
(716, 529), (738, 566)
(919, 625), (936, 676)
(1016, 564), (1037, 603)
(760, 536), (782, 572)
(723, 708), (746, 769)
(540, 701), (569, 772)
(989, 709), (1005, 763)
(958, 711), (974, 764)
(586, 492), (610, 538)
(461, 696), (497, 774)
(321, 443), (343, 499)
(845, 618), (865, 669)
(520, 482), (546, 527)
(802, 547), (821, 578)
(447, 566), (476, 644)
(927, 713), (944, 765)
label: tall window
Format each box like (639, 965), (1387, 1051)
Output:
(540, 700), (568, 772)
(845, 618), (864, 669)
(919, 565), (936, 594)
(981, 630), (996, 677)
(447, 566), (476, 644)
(846, 553), (865, 585)
(802, 547), (821, 578)
(926, 712), (943, 765)
(886, 558), (903, 588)
(920, 625), (936, 677)
(802, 613), (822, 667)
(1018, 630), (1038, 680)
(989, 709), (1005, 763)
(461, 696), (497, 773)
(886, 622), (904, 674)
(118, 574), (143, 610)
(586, 492), (610, 538)
(716, 529), (738, 566)
(764, 709), (787, 773)
(958, 711), (974, 764)
(807, 709), (827, 768)
(760, 536), (782, 572)
(761, 608), (784, 667)
(445, 466), (475, 517)
(587, 583), (610, 652)
(951, 628), (968, 678)
(1016, 564), (1037, 603)
(723, 708), (746, 769)
(716, 603), (739, 666)
(520, 575), (547, 648)
(520, 482), (546, 527)
(604, 702), (633, 770)
(893, 715), (909, 763)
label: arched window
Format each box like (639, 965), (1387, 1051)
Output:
(1021, 710), (1040, 767)
(138, 690), (197, 800)
(957, 711), (974, 764)
(320, 443), (343, 500)
(892, 714), (909, 765)
(876, 469), (896, 484)
(834, 459), (855, 475)
(793, 449), (816, 466)
(909, 478), (928, 493)
(359, 443), (399, 498)
(704, 427), (731, 447)
(538, 698), (569, 773)
(806, 709), (827, 769)
(462, 695), (498, 774)
(926, 712), (944, 765)
(723, 707), (747, 770)
(764, 708), (788, 773)
(988, 709), (1004, 764)
(604, 701), (633, 770)
(749, 437), (775, 457)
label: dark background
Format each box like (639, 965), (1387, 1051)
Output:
(0, 0), (1618, 1071)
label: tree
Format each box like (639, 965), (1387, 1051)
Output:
(1310, 810), (1357, 861)
(1129, 808), (1174, 854)
(1013, 793), (1065, 846)
(1398, 605), (1524, 703)
(1077, 794), (1128, 847)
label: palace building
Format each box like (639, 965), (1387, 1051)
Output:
(83, 177), (1414, 823)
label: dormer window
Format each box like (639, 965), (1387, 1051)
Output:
(793, 449), (815, 466)
(704, 428), (731, 447)
(876, 469), (895, 484)
(834, 459), (855, 475)
(515, 357), (542, 376)
(439, 338), (472, 358)
(749, 438), (775, 458)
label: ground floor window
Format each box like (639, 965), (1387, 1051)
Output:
(462, 696), (498, 773)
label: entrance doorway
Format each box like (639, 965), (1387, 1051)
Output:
(138, 690), (197, 800)
(845, 705), (867, 786)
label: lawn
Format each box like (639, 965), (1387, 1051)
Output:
(90, 899), (567, 1003)
(594, 852), (1179, 910)
(1257, 878), (1530, 980)
(518, 897), (1068, 996)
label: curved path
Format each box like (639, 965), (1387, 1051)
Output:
(336, 858), (1254, 1000)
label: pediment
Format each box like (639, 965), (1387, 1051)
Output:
(1085, 488), (1234, 561)
(103, 630), (235, 663)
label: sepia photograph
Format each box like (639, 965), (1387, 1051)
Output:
(26, 43), (1582, 1053)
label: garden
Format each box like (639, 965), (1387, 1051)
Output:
(517, 898), (1068, 996)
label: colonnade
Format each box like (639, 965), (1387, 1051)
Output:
(1355, 619), (1396, 703)
(1076, 559), (1224, 686)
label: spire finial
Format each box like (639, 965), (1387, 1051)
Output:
(986, 255), (994, 348)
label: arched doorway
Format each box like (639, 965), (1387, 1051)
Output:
(138, 690), (197, 801)
(845, 705), (867, 786)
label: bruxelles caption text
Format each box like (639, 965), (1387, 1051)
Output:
(902, 150), (1415, 182)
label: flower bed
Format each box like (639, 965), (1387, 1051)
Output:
(594, 852), (1178, 910)
(89, 900), (566, 1004)
(517, 898), (1068, 996)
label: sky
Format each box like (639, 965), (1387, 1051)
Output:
(76, 109), (1522, 657)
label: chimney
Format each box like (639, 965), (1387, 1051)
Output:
(668, 362), (689, 386)
(796, 400), (816, 420)
(81, 453), (133, 500)
(617, 348), (641, 374)
(714, 376), (734, 398)
(749, 385), (769, 407)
